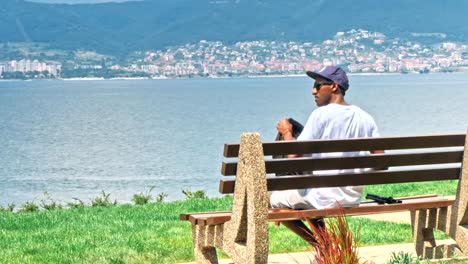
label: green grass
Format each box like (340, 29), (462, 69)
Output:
(0, 197), (233, 264)
(365, 180), (458, 198)
(0, 181), (458, 263)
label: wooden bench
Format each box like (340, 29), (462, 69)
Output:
(181, 131), (468, 263)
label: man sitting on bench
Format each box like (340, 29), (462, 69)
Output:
(270, 66), (384, 244)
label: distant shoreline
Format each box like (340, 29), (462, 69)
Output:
(1, 70), (468, 82)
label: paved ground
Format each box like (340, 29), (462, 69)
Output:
(180, 238), (459, 264)
(178, 242), (431, 264)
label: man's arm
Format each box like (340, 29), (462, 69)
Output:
(370, 150), (384, 154)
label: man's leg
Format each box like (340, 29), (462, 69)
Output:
(270, 191), (325, 245)
(280, 220), (316, 245)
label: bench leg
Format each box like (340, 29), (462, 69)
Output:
(194, 246), (218, 264)
(191, 224), (224, 264)
(411, 208), (462, 259)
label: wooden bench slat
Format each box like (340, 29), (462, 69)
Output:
(219, 167), (461, 194)
(267, 198), (454, 222)
(223, 134), (465, 157)
(221, 150), (463, 176)
(189, 213), (232, 225)
(180, 211), (231, 221)
(186, 197), (455, 226)
(180, 194), (438, 222)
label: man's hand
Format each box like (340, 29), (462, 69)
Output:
(277, 118), (294, 141)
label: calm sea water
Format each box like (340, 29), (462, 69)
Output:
(1, 73), (467, 206)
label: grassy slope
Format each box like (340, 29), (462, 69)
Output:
(0, 181), (457, 263)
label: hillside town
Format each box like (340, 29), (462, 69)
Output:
(1, 29), (468, 79)
(128, 29), (468, 77)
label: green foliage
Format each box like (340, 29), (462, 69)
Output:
(39, 192), (63, 211)
(155, 192), (168, 203)
(0, 71), (28, 80)
(0, 42), (69, 61)
(18, 201), (39, 213)
(1, 0), (467, 56)
(182, 189), (208, 199)
(132, 194), (151, 205)
(60, 68), (151, 79)
(132, 187), (155, 205)
(67, 198), (86, 209)
(386, 251), (422, 264)
(0, 70), (56, 80)
(131, 190), (169, 205)
(0, 203), (15, 212)
(365, 181), (458, 198)
(91, 191), (117, 207)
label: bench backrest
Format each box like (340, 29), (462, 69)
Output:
(220, 134), (466, 194)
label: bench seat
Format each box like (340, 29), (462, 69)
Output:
(181, 195), (454, 226)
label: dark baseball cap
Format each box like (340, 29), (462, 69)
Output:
(306, 66), (349, 91)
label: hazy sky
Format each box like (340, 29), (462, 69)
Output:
(27, 0), (140, 4)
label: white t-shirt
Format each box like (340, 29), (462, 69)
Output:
(297, 103), (380, 209)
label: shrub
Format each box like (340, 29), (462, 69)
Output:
(182, 189), (208, 199)
(91, 191), (117, 207)
(19, 201), (39, 213)
(386, 251), (422, 264)
(303, 213), (361, 264)
(39, 192), (63, 211)
(67, 198), (86, 209)
(132, 187), (155, 205)
(155, 192), (168, 203)
(0, 203), (15, 212)
(132, 193), (151, 205)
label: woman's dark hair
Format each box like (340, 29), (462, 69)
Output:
(339, 86), (346, 96)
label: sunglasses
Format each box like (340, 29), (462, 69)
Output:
(313, 82), (334, 90)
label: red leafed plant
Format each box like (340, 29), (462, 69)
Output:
(303, 213), (362, 264)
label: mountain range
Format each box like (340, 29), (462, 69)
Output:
(1, 0), (468, 56)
